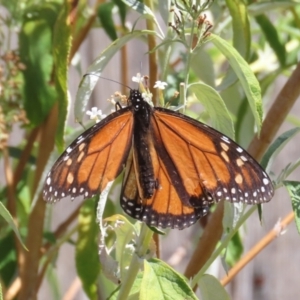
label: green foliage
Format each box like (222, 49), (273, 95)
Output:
(210, 34), (263, 132)
(189, 82), (234, 139)
(283, 181), (300, 234)
(0, 202), (27, 250)
(98, 2), (119, 41)
(76, 199), (100, 300)
(140, 259), (198, 300)
(1, 0), (300, 299)
(255, 14), (286, 66)
(52, 0), (72, 150)
(19, 3), (59, 126)
(199, 274), (231, 300)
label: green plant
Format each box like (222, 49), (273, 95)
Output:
(1, 0), (300, 299)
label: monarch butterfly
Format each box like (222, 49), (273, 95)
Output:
(43, 87), (274, 229)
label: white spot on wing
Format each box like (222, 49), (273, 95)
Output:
(221, 136), (230, 143)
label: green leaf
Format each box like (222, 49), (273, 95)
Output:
(140, 258), (198, 300)
(248, 1), (299, 16)
(75, 30), (157, 122)
(191, 49), (215, 87)
(76, 199), (100, 300)
(225, 0), (251, 59)
(255, 14), (286, 66)
(113, 0), (127, 26)
(0, 202), (27, 251)
(198, 274), (231, 300)
(53, 1), (72, 151)
(276, 159), (300, 186)
(19, 3), (59, 126)
(234, 96), (255, 146)
(107, 273), (143, 300)
(283, 181), (300, 234)
(225, 231), (243, 267)
(98, 2), (118, 41)
(0, 232), (17, 286)
(223, 202), (244, 231)
(260, 127), (300, 171)
(210, 33), (263, 132)
(104, 214), (138, 279)
(189, 82), (235, 139)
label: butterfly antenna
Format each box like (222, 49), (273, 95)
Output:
(83, 73), (132, 91)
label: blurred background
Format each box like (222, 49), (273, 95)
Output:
(1, 1), (300, 299)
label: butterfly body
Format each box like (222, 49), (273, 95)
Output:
(44, 89), (274, 229)
(130, 90), (157, 199)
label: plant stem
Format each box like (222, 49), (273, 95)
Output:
(145, 0), (158, 105)
(220, 211), (295, 286)
(183, 16), (196, 91)
(191, 205), (257, 288)
(248, 61), (300, 161)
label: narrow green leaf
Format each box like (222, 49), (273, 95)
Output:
(75, 30), (157, 122)
(189, 82), (235, 139)
(53, 1), (72, 151)
(255, 14), (286, 66)
(260, 127), (300, 170)
(283, 181), (300, 234)
(234, 96), (255, 146)
(0, 202), (27, 250)
(248, 1), (299, 16)
(76, 199), (100, 300)
(98, 2), (118, 41)
(140, 258), (198, 300)
(19, 3), (59, 126)
(0, 232), (17, 286)
(199, 274), (231, 300)
(225, 0), (251, 59)
(277, 159), (300, 185)
(113, 0), (127, 26)
(210, 33), (263, 132)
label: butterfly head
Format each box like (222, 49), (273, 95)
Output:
(129, 89), (145, 111)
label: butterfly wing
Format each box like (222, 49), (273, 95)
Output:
(43, 108), (134, 202)
(121, 139), (208, 229)
(151, 107), (274, 206)
(122, 106), (274, 229)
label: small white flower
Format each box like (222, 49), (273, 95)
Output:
(86, 107), (107, 123)
(142, 92), (153, 103)
(132, 73), (143, 83)
(154, 81), (168, 90)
